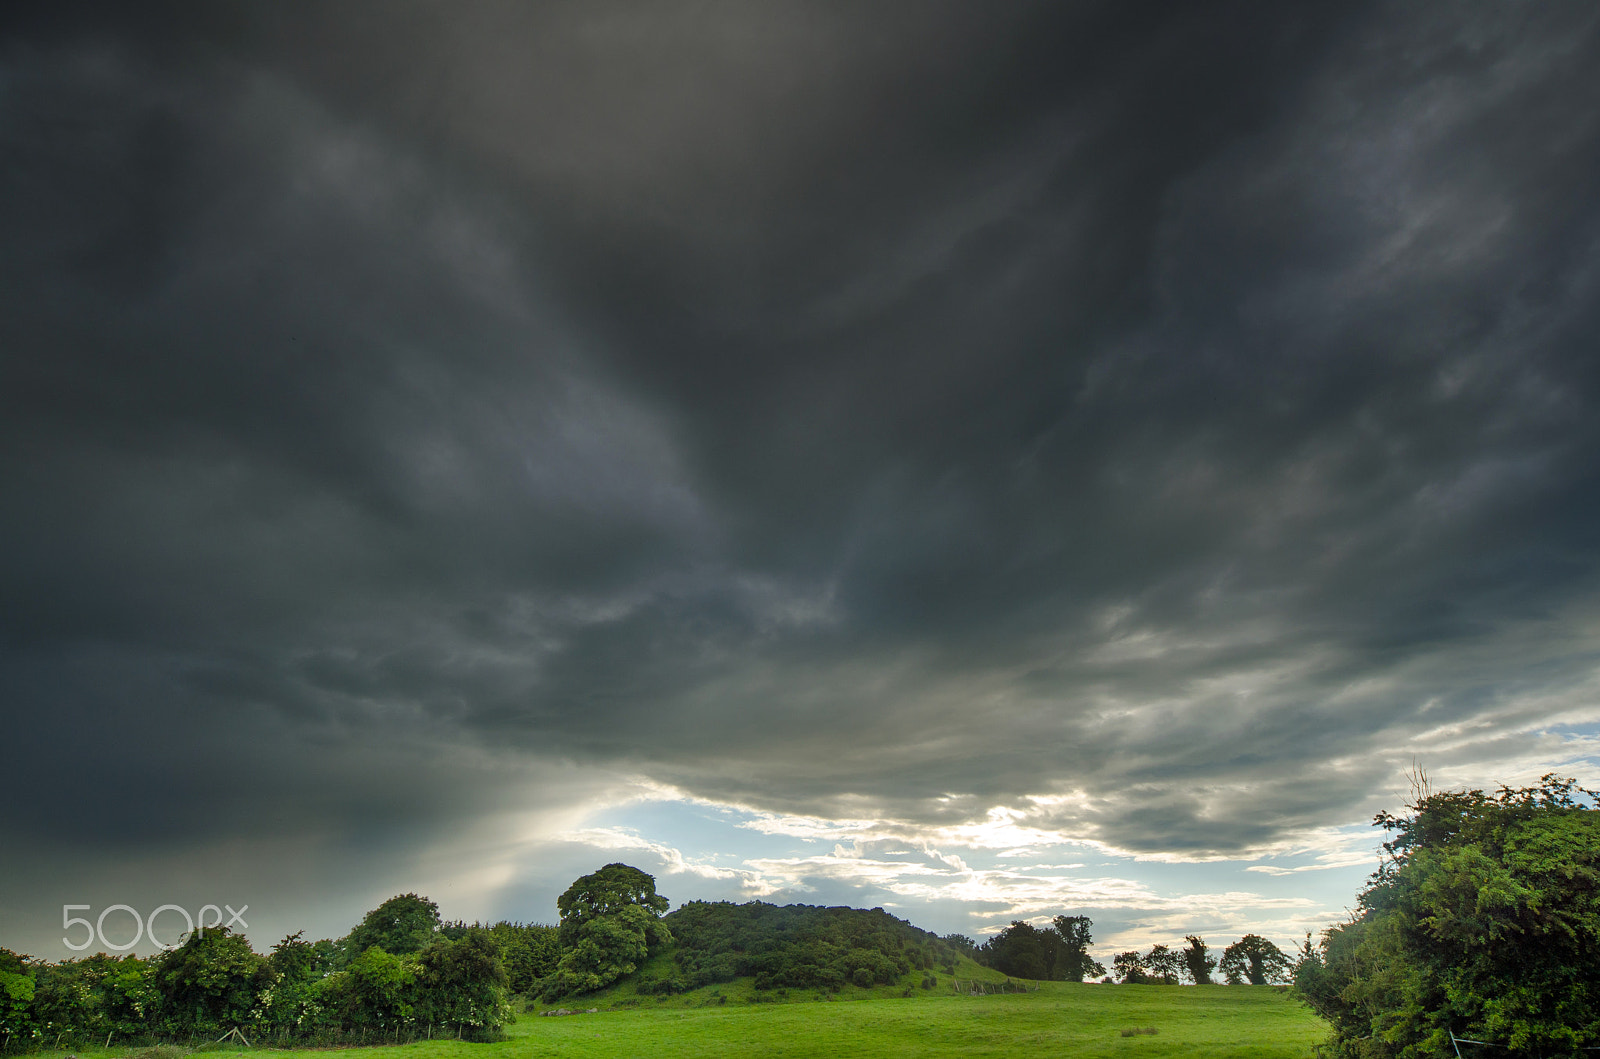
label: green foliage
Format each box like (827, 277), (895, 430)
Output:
(1114, 950), (1152, 984)
(256, 931), (328, 1030)
(662, 901), (961, 993)
(1295, 775), (1600, 1058)
(0, 893), (522, 1044)
(547, 905), (669, 998)
(342, 892), (441, 962)
(1145, 944), (1182, 985)
(415, 933), (513, 1040)
(323, 945), (417, 1028)
(940, 934), (979, 961)
(0, 949), (38, 1041)
(1182, 935), (1216, 985)
(1220, 936), (1291, 986)
(441, 920), (559, 995)
(545, 865), (672, 999)
(556, 864), (669, 948)
(148, 927), (268, 1035)
(3, 951), (160, 1042)
(975, 915), (1106, 981)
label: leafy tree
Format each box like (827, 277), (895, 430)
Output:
(1220, 935), (1290, 985)
(978, 921), (1050, 979)
(1051, 916), (1106, 982)
(1295, 775), (1600, 1059)
(415, 933), (512, 1041)
(976, 915), (1105, 981)
(258, 931), (327, 1031)
(148, 927), (268, 1035)
(546, 904), (671, 998)
(440, 921), (559, 996)
(1182, 934), (1216, 984)
(324, 945), (417, 1028)
(60, 953), (158, 1038)
(0, 949), (37, 1039)
(556, 863), (669, 947)
(545, 864), (672, 999)
(1145, 943), (1182, 984)
(1113, 950), (1151, 984)
(342, 893), (441, 960)
(487, 923), (559, 996)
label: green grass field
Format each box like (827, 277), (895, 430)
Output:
(23, 975), (1326, 1059)
(504, 983), (1324, 1059)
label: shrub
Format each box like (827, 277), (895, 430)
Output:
(1295, 776), (1600, 1059)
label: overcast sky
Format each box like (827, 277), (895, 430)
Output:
(4, 1), (1600, 964)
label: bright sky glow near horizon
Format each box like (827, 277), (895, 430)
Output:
(3, 2), (1600, 964)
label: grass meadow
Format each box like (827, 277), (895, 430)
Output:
(23, 977), (1325, 1059)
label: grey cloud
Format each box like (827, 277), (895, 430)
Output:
(4, 1), (1600, 946)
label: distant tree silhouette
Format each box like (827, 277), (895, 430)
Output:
(1182, 934), (1216, 984)
(1051, 916), (1106, 982)
(1220, 934), (1291, 985)
(1145, 943), (1181, 984)
(1113, 950), (1151, 983)
(977, 916), (1105, 980)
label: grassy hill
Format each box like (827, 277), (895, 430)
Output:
(530, 946), (1018, 1013)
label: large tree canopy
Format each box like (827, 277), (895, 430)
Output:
(555, 864), (670, 944)
(976, 915), (1106, 982)
(342, 893), (442, 959)
(1295, 776), (1600, 1059)
(1220, 935), (1291, 986)
(546, 864), (672, 999)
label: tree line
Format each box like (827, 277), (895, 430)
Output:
(972, 919), (1292, 985)
(0, 894), (541, 1047)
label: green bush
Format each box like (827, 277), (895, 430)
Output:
(1296, 776), (1600, 1059)
(415, 933), (512, 1041)
(148, 928), (267, 1036)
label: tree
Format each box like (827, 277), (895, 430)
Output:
(545, 864), (672, 999)
(148, 927), (268, 1035)
(343, 893), (441, 960)
(1182, 934), (1216, 984)
(977, 915), (1105, 981)
(978, 921), (1050, 979)
(1295, 775), (1600, 1059)
(415, 933), (512, 1041)
(259, 931), (325, 1031)
(1220, 935), (1290, 985)
(0, 949), (37, 1039)
(325, 945), (417, 1028)
(556, 864), (669, 946)
(1051, 916), (1106, 982)
(1113, 950), (1151, 984)
(1145, 943), (1181, 984)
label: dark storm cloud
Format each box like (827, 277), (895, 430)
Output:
(4, 0), (1600, 927)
